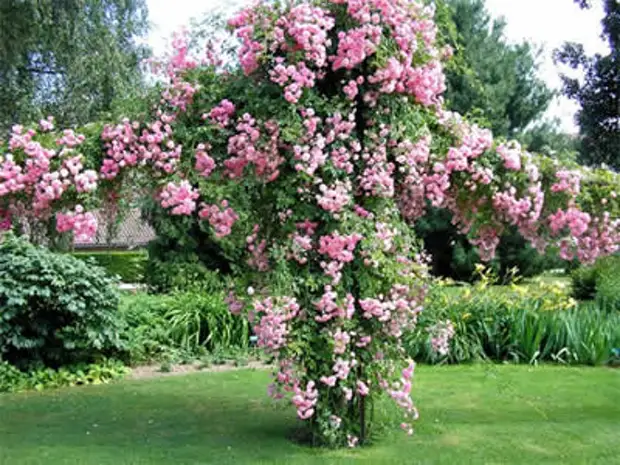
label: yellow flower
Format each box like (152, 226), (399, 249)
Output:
(462, 312), (471, 320)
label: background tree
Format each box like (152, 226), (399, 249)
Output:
(554, 0), (620, 170)
(0, 0), (150, 132)
(519, 119), (579, 161)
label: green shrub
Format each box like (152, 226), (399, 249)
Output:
(0, 236), (124, 369)
(595, 256), (620, 310)
(26, 359), (129, 390)
(571, 255), (620, 305)
(571, 265), (598, 300)
(144, 257), (226, 293)
(416, 209), (564, 282)
(72, 250), (147, 283)
(0, 359), (128, 393)
(118, 293), (178, 364)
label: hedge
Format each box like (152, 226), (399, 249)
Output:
(72, 250), (147, 283)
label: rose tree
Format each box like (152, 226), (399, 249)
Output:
(1, 0), (619, 448)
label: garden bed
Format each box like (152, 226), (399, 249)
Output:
(127, 360), (269, 380)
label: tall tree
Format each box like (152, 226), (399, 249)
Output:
(0, 0), (149, 132)
(554, 0), (620, 170)
(519, 119), (579, 162)
(440, 0), (554, 138)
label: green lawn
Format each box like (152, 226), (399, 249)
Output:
(1, 365), (618, 465)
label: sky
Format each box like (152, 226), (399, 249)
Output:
(146, 0), (609, 133)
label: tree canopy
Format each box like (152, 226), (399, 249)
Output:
(0, 0), (149, 133)
(554, 0), (620, 170)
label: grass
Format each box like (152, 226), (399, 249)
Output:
(0, 365), (618, 465)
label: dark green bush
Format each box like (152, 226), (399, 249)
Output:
(596, 256), (620, 309)
(571, 255), (620, 305)
(72, 250), (147, 283)
(0, 236), (124, 369)
(416, 209), (564, 282)
(571, 266), (598, 300)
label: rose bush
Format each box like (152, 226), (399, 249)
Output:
(1, 0), (619, 448)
